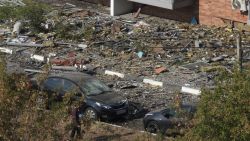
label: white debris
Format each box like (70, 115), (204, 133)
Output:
(12, 21), (22, 36)
(77, 44), (87, 49)
(24, 69), (45, 73)
(74, 64), (87, 70)
(133, 21), (150, 28)
(181, 86), (201, 95)
(48, 53), (56, 57)
(0, 47), (13, 54)
(30, 54), (45, 62)
(143, 79), (163, 87)
(105, 70), (125, 78)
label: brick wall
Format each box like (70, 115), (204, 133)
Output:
(137, 4), (197, 23)
(82, 0), (248, 27)
(82, 0), (197, 22)
(199, 0), (248, 26)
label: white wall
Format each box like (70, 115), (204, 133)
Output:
(110, 0), (134, 16)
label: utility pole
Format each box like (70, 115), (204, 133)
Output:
(237, 33), (243, 72)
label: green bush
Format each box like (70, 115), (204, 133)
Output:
(0, 0), (50, 32)
(0, 55), (87, 140)
(54, 23), (84, 41)
(183, 69), (250, 141)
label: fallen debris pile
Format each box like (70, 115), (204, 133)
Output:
(0, 0), (25, 6)
(1, 0), (250, 133)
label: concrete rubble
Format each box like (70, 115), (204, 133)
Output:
(1, 0), (250, 131)
(0, 0), (25, 6)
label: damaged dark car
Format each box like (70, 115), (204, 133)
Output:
(143, 104), (196, 134)
(31, 71), (129, 120)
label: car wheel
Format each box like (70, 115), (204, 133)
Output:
(84, 107), (98, 120)
(146, 121), (160, 133)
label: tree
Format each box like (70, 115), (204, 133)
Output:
(184, 69), (250, 141)
(0, 55), (89, 140)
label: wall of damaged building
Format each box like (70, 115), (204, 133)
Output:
(199, 0), (248, 26)
(84, 0), (198, 22)
(134, 4), (198, 22)
(82, 0), (249, 28)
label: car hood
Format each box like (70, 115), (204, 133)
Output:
(87, 91), (125, 105)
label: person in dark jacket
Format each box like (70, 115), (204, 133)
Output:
(69, 104), (82, 139)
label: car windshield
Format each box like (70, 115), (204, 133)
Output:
(81, 79), (111, 95)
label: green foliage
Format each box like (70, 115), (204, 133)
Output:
(0, 0), (51, 32)
(0, 55), (88, 140)
(0, 6), (15, 20)
(54, 23), (84, 41)
(0, 55), (31, 140)
(184, 69), (250, 141)
(83, 26), (95, 41)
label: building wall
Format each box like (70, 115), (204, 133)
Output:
(82, 0), (249, 26)
(83, 0), (198, 22)
(199, 0), (248, 26)
(136, 4), (197, 23)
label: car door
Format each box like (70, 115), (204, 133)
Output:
(62, 79), (87, 112)
(62, 78), (83, 98)
(161, 109), (177, 132)
(42, 77), (64, 109)
(43, 77), (64, 95)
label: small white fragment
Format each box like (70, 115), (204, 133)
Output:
(31, 54), (45, 62)
(77, 44), (87, 49)
(0, 47), (13, 54)
(12, 21), (22, 36)
(105, 70), (125, 78)
(24, 69), (45, 73)
(143, 79), (163, 87)
(181, 86), (201, 95)
(48, 53), (56, 57)
(74, 64), (87, 70)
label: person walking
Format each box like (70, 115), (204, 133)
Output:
(69, 104), (82, 140)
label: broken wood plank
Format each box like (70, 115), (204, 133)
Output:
(0, 47), (13, 54)
(181, 86), (201, 95)
(143, 79), (163, 87)
(6, 42), (44, 48)
(30, 54), (45, 62)
(24, 69), (46, 73)
(105, 70), (125, 78)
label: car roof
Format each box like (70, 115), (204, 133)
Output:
(48, 71), (94, 84)
(160, 104), (197, 113)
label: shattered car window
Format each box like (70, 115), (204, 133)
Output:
(163, 109), (176, 118)
(44, 78), (63, 91)
(81, 79), (111, 95)
(63, 79), (76, 91)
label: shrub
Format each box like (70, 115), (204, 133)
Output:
(0, 0), (50, 32)
(0, 55), (88, 140)
(183, 68), (250, 141)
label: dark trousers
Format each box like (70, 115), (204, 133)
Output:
(70, 125), (81, 138)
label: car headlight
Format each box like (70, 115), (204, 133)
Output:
(103, 105), (112, 109)
(144, 113), (153, 118)
(95, 102), (112, 109)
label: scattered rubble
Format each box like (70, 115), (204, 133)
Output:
(1, 0), (249, 133)
(0, 0), (25, 6)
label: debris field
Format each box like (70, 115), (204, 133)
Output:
(1, 0), (250, 131)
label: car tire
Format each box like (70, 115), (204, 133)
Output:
(146, 121), (160, 133)
(84, 107), (99, 120)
